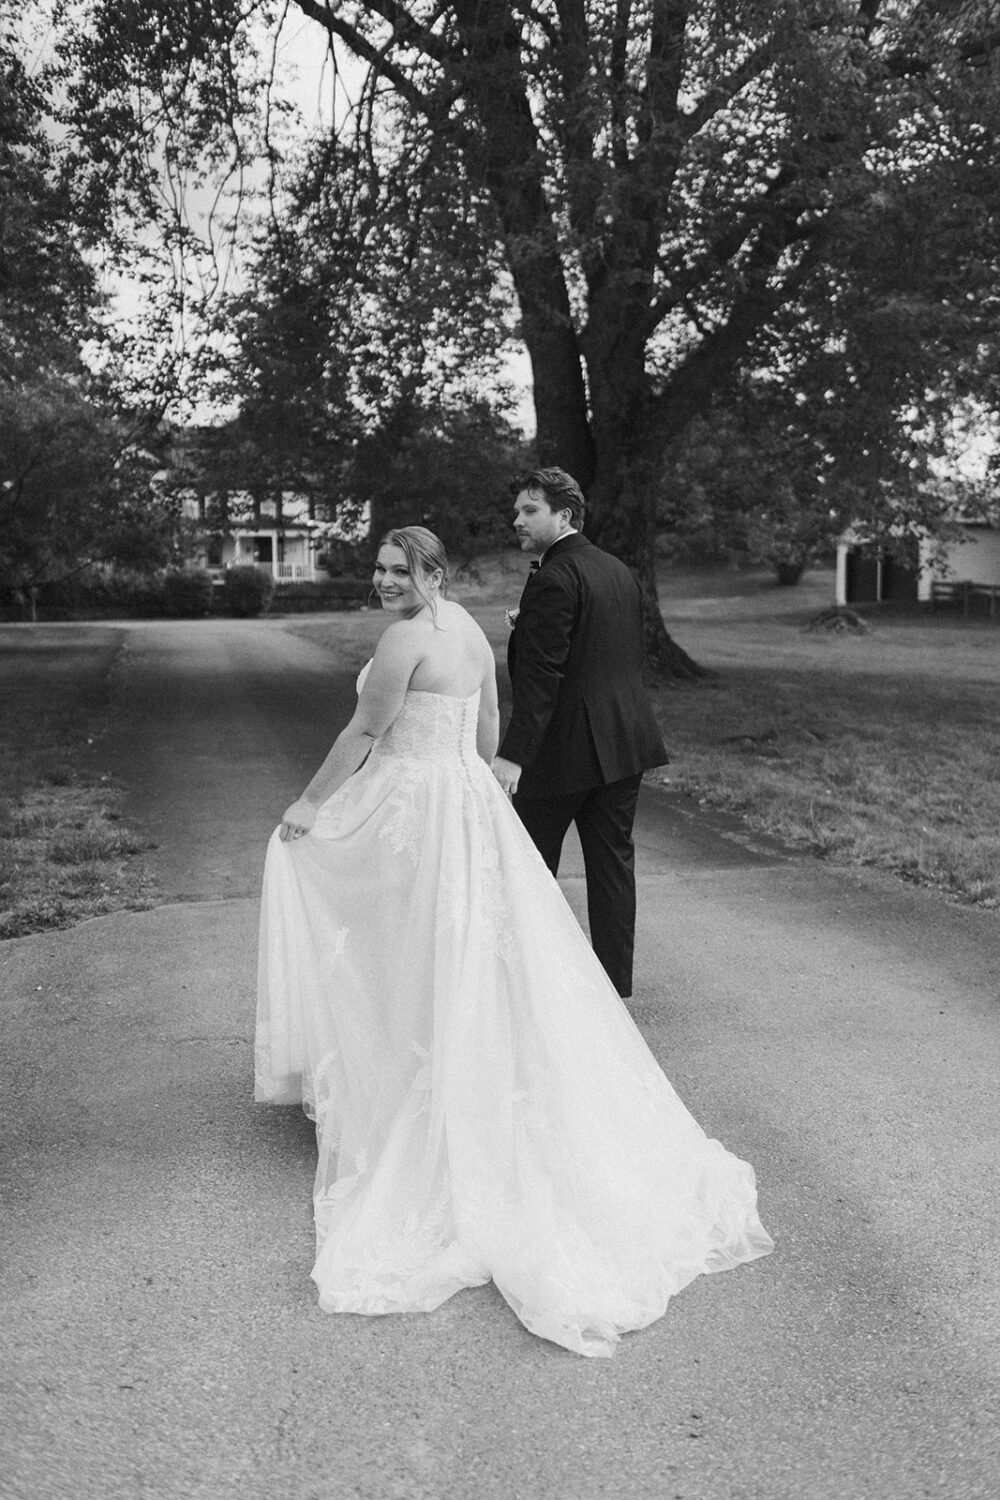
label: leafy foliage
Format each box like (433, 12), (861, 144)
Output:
(221, 563), (275, 616)
(0, 367), (178, 598)
(348, 397), (530, 563)
(158, 123), (531, 564)
(23, 567), (165, 619)
(0, 24), (99, 381)
(161, 567), (215, 617)
(660, 404), (846, 576)
(31, 1), (1000, 671)
(0, 18), (180, 595)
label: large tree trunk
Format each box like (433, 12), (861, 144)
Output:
(586, 440), (707, 682)
(579, 347), (707, 681)
(497, 297), (705, 679)
(451, 0), (595, 478)
(451, 0), (703, 680)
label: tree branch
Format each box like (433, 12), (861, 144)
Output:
(651, 215), (825, 439)
(623, 0), (688, 271)
(609, 0), (634, 169)
(551, 0), (601, 247)
(681, 36), (780, 141)
(638, 0), (687, 149)
(290, 0), (438, 112)
(448, 0), (593, 471)
(641, 165), (803, 340)
(855, 0), (883, 40)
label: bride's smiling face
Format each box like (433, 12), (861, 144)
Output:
(373, 544), (434, 616)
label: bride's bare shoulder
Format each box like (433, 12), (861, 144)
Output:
(438, 598), (470, 622)
(441, 598), (483, 629)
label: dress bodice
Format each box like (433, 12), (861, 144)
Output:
(357, 661), (480, 766)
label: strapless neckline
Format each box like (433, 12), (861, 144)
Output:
(356, 659), (479, 704)
(406, 686), (479, 703)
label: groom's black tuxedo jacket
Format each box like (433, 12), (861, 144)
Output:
(499, 533), (667, 798)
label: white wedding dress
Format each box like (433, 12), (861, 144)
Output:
(255, 665), (773, 1357)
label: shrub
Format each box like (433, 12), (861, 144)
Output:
(222, 565), (275, 617)
(268, 578), (371, 613)
(317, 539), (370, 578)
(20, 568), (167, 619)
(142, 578), (169, 616)
(111, 570), (166, 617)
(161, 568), (215, 617)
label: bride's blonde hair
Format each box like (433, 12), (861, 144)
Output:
(379, 527), (449, 618)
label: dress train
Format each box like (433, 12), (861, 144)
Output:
(255, 672), (772, 1356)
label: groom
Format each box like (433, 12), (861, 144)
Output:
(492, 467), (668, 999)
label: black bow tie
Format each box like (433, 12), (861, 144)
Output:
(529, 560), (541, 572)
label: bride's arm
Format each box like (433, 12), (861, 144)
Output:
(279, 624), (422, 839)
(278, 719), (375, 840)
(477, 657), (500, 764)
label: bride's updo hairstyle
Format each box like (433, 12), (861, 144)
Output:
(380, 526), (449, 619)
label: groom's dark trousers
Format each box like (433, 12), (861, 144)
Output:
(514, 774), (643, 1001)
(499, 532), (667, 1000)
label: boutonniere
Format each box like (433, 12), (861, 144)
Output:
(505, 608), (520, 630)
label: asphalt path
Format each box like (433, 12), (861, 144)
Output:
(2, 618), (998, 1500)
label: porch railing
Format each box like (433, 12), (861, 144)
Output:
(227, 557), (314, 583)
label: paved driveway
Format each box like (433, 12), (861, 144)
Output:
(1, 618), (998, 1500)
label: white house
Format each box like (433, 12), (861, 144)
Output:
(196, 494), (321, 584)
(184, 493), (370, 586)
(836, 521), (1000, 609)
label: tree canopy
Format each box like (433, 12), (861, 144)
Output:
(17, 1), (1000, 663)
(209, 127), (528, 558)
(0, 17), (181, 599)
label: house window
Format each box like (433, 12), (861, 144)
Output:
(206, 535), (223, 567)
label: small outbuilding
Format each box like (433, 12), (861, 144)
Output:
(836, 521), (1000, 613)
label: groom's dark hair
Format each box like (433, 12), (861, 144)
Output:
(511, 467), (586, 529)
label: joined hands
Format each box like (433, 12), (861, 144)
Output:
(492, 756), (522, 798)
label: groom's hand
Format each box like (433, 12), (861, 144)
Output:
(492, 756), (522, 798)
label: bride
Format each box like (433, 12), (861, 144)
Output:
(255, 525), (772, 1357)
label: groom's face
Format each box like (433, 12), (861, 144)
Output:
(512, 489), (572, 557)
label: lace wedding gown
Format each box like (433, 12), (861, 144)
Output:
(255, 665), (773, 1357)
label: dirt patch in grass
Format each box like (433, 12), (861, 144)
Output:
(0, 628), (157, 939)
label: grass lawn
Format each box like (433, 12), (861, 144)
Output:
(0, 630), (155, 939)
(287, 554), (1000, 908)
(655, 565), (1000, 906)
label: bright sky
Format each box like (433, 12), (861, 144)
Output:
(270, 16), (535, 432)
